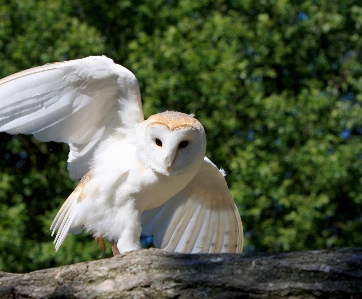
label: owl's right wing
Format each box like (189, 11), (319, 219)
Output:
(141, 157), (243, 253)
(0, 56), (144, 179)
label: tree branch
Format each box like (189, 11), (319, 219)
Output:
(1, 248), (361, 299)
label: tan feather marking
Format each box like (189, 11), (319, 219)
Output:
(76, 170), (93, 203)
(147, 111), (204, 131)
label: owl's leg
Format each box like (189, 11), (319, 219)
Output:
(115, 225), (142, 253)
(114, 200), (142, 253)
(111, 240), (120, 256)
(95, 237), (121, 257)
(95, 237), (106, 258)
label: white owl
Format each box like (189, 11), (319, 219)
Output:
(0, 56), (243, 254)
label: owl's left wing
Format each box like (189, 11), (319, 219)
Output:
(0, 56), (143, 179)
(141, 157), (243, 253)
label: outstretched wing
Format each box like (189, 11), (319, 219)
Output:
(141, 157), (243, 253)
(0, 56), (143, 179)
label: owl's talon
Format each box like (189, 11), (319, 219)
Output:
(95, 237), (106, 258)
(111, 240), (120, 256)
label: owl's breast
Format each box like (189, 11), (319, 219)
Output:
(127, 159), (201, 212)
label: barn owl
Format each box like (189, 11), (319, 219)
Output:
(0, 56), (243, 254)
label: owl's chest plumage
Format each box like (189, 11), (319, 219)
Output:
(73, 134), (202, 241)
(126, 162), (198, 211)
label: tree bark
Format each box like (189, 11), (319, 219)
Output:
(0, 248), (361, 299)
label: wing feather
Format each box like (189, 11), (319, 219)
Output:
(50, 170), (96, 250)
(51, 190), (80, 251)
(185, 193), (210, 253)
(141, 157), (243, 253)
(0, 56), (144, 179)
(174, 195), (204, 253)
(224, 198), (239, 252)
(207, 209), (220, 253)
(192, 192), (212, 253)
(156, 190), (197, 251)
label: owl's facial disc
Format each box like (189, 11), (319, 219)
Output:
(153, 135), (191, 174)
(138, 111), (206, 176)
(146, 124), (204, 176)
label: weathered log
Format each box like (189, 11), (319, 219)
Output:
(0, 248), (361, 299)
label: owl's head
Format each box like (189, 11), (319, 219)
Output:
(136, 111), (206, 176)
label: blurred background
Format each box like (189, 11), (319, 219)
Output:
(1, 0), (362, 273)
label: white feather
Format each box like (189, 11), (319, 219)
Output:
(142, 157), (243, 253)
(51, 189), (80, 251)
(0, 56), (143, 179)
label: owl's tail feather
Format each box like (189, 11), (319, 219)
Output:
(50, 170), (93, 251)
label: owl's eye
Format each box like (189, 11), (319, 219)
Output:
(155, 138), (162, 146)
(178, 140), (189, 149)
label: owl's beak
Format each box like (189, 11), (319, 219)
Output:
(164, 158), (172, 174)
(163, 149), (177, 175)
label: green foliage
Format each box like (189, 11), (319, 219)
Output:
(0, 0), (105, 77)
(0, 0), (361, 272)
(0, 0), (106, 272)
